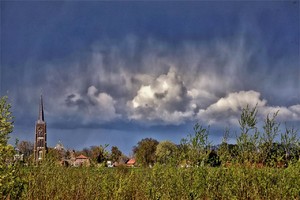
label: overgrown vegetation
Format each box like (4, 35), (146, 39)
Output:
(16, 162), (300, 200)
(0, 96), (26, 199)
(1, 96), (300, 199)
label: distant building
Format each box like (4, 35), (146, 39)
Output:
(54, 140), (67, 163)
(54, 141), (65, 151)
(34, 95), (47, 162)
(107, 160), (113, 167)
(74, 154), (90, 167)
(14, 148), (24, 162)
(126, 158), (136, 167)
(58, 149), (75, 167)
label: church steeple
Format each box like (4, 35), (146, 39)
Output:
(38, 95), (44, 122)
(34, 95), (47, 162)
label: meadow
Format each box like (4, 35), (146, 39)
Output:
(17, 162), (300, 200)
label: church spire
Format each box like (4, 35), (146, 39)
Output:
(35, 95), (47, 162)
(38, 95), (44, 122)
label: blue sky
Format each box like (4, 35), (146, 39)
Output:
(1, 1), (299, 155)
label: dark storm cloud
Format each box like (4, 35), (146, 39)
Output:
(3, 35), (299, 128)
(1, 1), (299, 152)
(65, 94), (85, 108)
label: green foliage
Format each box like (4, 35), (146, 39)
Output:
(133, 138), (159, 167)
(281, 124), (299, 163)
(178, 138), (189, 164)
(111, 146), (122, 163)
(186, 123), (211, 166)
(0, 96), (14, 145)
(155, 141), (178, 165)
(77, 144), (110, 164)
(45, 148), (63, 165)
(239, 104), (258, 134)
(218, 128), (233, 165)
(96, 144), (110, 164)
(260, 111), (280, 166)
(237, 105), (260, 164)
(16, 162), (300, 199)
(0, 96), (26, 199)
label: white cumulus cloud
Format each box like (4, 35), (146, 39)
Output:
(128, 68), (195, 125)
(197, 90), (300, 126)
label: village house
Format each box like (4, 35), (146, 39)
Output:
(74, 154), (91, 167)
(13, 147), (24, 162)
(126, 158), (136, 167)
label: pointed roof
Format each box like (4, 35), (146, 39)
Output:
(38, 95), (44, 122)
(127, 158), (136, 165)
(76, 154), (88, 159)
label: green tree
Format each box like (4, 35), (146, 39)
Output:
(218, 128), (232, 165)
(259, 111), (280, 166)
(187, 123), (211, 166)
(90, 146), (101, 162)
(0, 96), (13, 145)
(111, 146), (122, 163)
(96, 144), (109, 164)
(82, 147), (92, 158)
(0, 96), (25, 199)
(45, 147), (62, 164)
(155, 141), (178, 165)
(133, 138), (159, 167)
(178, 138), (189, 165)
(237, 105), (260, 164)
(281, 124), (299, 163)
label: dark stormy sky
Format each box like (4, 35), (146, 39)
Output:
(1, 1), (299, 155)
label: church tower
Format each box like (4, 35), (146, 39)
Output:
(34, 95), (47, 162)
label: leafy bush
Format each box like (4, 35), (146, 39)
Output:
(0, 96), (26, 199)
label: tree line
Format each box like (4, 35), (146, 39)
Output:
(5, 97), (300, 169)
(133, 106), (299, 168)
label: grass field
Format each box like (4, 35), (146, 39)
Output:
(17, 162), (300, 200)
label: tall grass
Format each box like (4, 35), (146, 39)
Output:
(19, 162), (300, 200)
